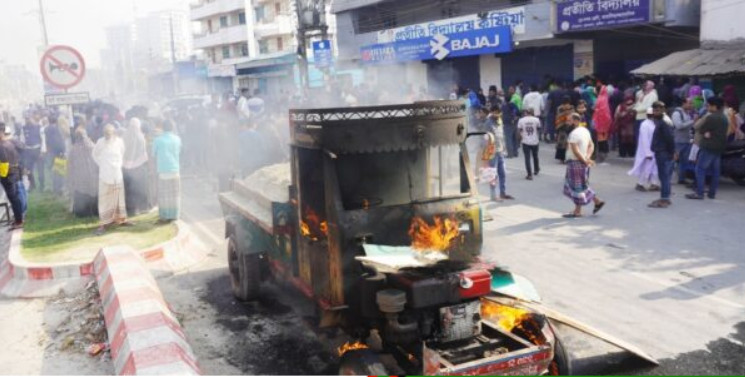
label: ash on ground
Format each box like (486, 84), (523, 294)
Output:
(44, 281), (110, 363)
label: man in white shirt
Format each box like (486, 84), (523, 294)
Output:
(237, 88), (251, 122)
(563, 113), (605, 218)
(522, 85), (544, 118)
(517, 109), (541, 180)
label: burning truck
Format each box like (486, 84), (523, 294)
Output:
(218, 101), (654, 375)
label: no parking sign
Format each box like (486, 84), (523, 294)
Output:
(39, 45), (86, 90)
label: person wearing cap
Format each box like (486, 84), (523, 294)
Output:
(0, 122), (27, 229)
(628, 107), (660, 192)
(648, 102), (676, 208)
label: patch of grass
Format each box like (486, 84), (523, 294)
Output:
(21, 192), (177, 263)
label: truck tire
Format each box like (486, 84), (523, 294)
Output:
(228, 237), (261, 301)
(338, 349), (388, 376)
(549, 335), (572, 375)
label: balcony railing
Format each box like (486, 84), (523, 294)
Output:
(190, 0), (245, 21)
(253, 14), (294, 39)
(193, 24), (249, 49)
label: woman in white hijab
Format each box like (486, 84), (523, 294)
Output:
(92, 123), (130, 234)
(122, 117), (151, 216)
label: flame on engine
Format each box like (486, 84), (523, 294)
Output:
(300, 206), (328, 241)
(481, 299), (546, 345)
(481, 299), (530, 331)
(337, 341), (368, 356)
(409, 216), (459, 251)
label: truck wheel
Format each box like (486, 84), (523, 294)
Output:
(549, 335), (572, 375)
(338, 349), (388, 376)
(228, 237), (261, 301)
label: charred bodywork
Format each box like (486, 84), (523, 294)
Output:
(219, 101), (566, 375)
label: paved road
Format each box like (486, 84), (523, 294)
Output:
(173, 146), (745, 375)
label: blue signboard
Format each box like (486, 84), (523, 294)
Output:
(556, 0), (650, 33)
(361, 26), (512, 64)
(312, 40), (333, 68)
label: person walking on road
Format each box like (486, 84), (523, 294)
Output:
(628, 108), (660, 192)
(92, 124), (130, 235)
(614, 95), (637, 158)
(649, 102), (676, 208)
(671, 98), (697, 184)
(593, 86), (613, 163)
(485, 105), (515, 201)
(563, 113), (605, 218)
(686, 97), (730, 200)
(517, 109), (541, 180)
(554, 96), (575, 163)
(0, 123), (26, 229)
(153, 120), (182, 222)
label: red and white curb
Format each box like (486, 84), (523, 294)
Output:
(0, 221), (207, 298)
(0, 230), (95, 297)
(96, 246), (201, 375)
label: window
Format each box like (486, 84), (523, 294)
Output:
(277, 37), (283, 51)
(238, 11), (246, 25)
(207, 19), (213, 33)
(241, 43), (249, 57)
(254, 6), (264, 22)
(356, 6), (397, 34)
(219, 15), (228, 28)
(275, 3), (281, 14)
(259, 40), (268, 54)
(222, 45), (230, 59)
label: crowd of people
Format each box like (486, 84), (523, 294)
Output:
(459, 75), (743, 215)
(0, 87), (294, 233)
(0, 102), (184, 233)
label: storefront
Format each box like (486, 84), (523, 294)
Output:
(337, 1), (579, 94)
(235, 52), (297, 97)
(358, 7), (521, 95)
(554, 0), (700, 81)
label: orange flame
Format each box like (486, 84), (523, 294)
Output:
(300, 206), (328, 241)
(481, 299), (546, 345)
(481, 299), (530, 332)
(409, 216), (459, 251)
(337, 341), (368, 356)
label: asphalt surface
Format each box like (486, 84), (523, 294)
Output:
(170, 145), (745, 375)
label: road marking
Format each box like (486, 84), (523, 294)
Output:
(626, 269), (745, 310)
(181, 213), (224, 246)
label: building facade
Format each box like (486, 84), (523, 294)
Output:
(190, 0), (337, 96)
(332, 0), (701, 96)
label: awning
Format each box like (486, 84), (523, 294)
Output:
(631, 48), (745, 77)
(330, 0), (386, 13)
(235, 52), (297, 70)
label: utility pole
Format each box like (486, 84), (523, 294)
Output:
(38, 0), (49, 46)
(170, 14), (179, 96)
(295, 0), (328, 90)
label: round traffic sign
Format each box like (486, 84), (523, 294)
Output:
(39, 45), (86, 90)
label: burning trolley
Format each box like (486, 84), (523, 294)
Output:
(219, 101), (571, 375)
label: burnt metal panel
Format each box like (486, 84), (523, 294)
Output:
(290, 101), (467, 152)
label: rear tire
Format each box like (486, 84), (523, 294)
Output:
(733, 177), (745, 186)
(338, 349), (388, 376)
(549, 335), (572, 375)
(228, 237), (261, 301)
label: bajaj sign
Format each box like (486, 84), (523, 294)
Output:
(361, 26), (512, 64)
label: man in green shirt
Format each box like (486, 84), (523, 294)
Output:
(686, 97), (729, 200)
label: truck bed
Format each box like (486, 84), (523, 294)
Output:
(218, 163), (291, 232)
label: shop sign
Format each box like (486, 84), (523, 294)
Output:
(362, 26), (512, 64)
(207, 64), (237, 77)
(557, 0), (650, 33)
(377, 6), (525, 44)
